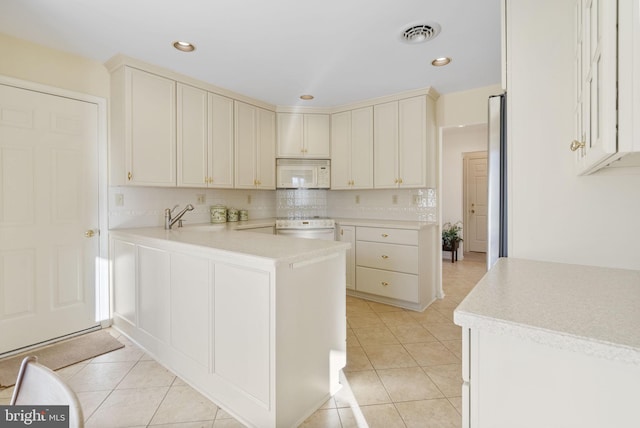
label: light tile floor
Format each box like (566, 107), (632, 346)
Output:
(0, 253), (486, 428)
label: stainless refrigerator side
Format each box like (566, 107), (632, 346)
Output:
(487, 94), (507, 270)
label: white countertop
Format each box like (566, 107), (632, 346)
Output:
(454, 258), (640, 364)
(334, 217), (437, 230)
(109, 222), (349, 267)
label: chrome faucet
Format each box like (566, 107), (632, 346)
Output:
(164, 204), (194, 229)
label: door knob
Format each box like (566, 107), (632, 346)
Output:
(471, 210), (475, 214)
(84, 229), (96, 238)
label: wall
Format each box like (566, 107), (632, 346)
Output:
(441, 125), (487, 253)
(0, 32), (109, 98)
(506, 0), (640, 270)
(437, 84), (502, 128)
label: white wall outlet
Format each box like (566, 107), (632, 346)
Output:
(196, 194), (206, 204)
(392, 194), (398, 204)
(413, 195), (420, 205)
(114, 193), (124, 207)
(355, 195), (360, 204)
(247, 194), (252, 204)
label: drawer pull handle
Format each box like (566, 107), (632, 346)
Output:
(381, 233), (389, 238)
(381, 281), (389, 286)
(381, 255), (389, 259)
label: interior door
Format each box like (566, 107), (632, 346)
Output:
(0, 84), (99, 354)
(465, 153), (488, 252)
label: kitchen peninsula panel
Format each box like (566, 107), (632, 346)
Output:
(110, 226), (348, 427)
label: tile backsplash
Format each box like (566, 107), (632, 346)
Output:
(328, 188), (437, 222)
(108, 187), (276, 229)
(108, 187), (437, 229)
(276, 189), (328, 218)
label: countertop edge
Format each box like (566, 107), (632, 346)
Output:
(108, 226), (349, 267)
(333, 217), (437, 230)
(454, 309), (640, 366)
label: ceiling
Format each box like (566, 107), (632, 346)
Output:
(0, 0), (501, 108)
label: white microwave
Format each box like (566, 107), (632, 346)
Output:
(276, 159), (331, 189)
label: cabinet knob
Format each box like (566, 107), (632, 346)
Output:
(381, 233), (389, 238)
(381, 281), (389, 286)
(381, 255), (389, 259)
(570, 140), (585, 151)
(84, 229), (96, 238)
(398, 178), (403, 184)
(127, 171), (132, 181)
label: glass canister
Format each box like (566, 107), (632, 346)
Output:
(227, 208), (239, 222)
(210, 205), (227, 223)
(239, 209), (248, 221)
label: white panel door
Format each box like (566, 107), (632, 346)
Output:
(466, 155), (488, 253)
(0, 84), (99, 354)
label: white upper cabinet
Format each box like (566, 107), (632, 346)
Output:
(277, 113), (330, 158)
(374, 96), (430, 188)
(207, 93), (235, 188)
(235, 101), (276, 189)
(177, 83), (208, 187)
(331, 107), (373, 189)
(572, 0), (640, 174)
(178, 85), (234, 188)
(110, 66), (176, 186)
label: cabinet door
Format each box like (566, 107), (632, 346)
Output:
(256, 107), (276, 189)
(338, 226), (355, 290)
(127, 67), (176, 186)
(208, 93), (234, 188)
(177, 83), (208, 187)
(350, 106), (374, 189)
(234, 101), (258, 189)
(398, 96), (427, 187)
(330, 111), (352, 189)
(277, 113), (304, 157)
(575, 0), (618, 173)
(304, 114), (331, 157)
(374, 101), (399, 188)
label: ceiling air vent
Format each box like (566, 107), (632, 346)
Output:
(401, 23), (441, 44)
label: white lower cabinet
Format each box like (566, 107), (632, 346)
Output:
(337, 225), (355, 290)
(339, 223), (437, 311)
(110, 234), (345, 428)
(462, 328), (640, 428)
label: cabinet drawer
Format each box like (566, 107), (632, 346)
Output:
(356, 266), (419, 303)
(356, 226), (418, 245)
(356, 241), (418, 274)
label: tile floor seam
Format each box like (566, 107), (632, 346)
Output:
(144, 380), (173, 427)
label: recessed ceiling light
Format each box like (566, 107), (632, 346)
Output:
(173, 41), (195, 52)
(431, 57), (452, 67)
(300, 94), (314, 100)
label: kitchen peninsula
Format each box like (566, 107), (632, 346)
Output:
(110, 225), (349, 428)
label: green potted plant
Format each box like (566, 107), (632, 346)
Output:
(442, 221), (463, 252)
